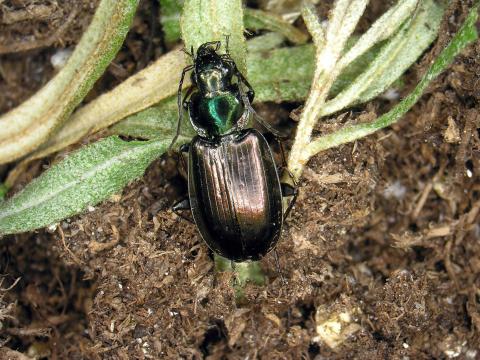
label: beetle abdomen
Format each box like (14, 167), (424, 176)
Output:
(188, 129), (283, 261)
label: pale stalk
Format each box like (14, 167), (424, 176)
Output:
(303, 2), (479, 158)
(288, 0), (369, 179)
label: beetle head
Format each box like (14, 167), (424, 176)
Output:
(193, 43), (234, 95)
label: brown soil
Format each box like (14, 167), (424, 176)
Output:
(0, 1), (479, 359)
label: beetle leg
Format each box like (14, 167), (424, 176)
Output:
(177, 143), (189, 177)
(229, 59), (255, 103)
(272, 249), (286, 284)
(172, 198), (194, 224)
(182, 87), (193, 110)
(181, 46), (193, 58)
(281, 182), (298, 220)
(251, 110), (285, 138)
(169, 64), (194, 152)
(280, 152), (299, 221)
(179, 86), (194, 141)
(227, 61), (286, 137)
(275, 137), (288, 167)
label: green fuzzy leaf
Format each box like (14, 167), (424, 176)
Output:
(246, 33), (286, 53)
(329, 41), (383, 97)
(181, 0), (247, 73)
(160, 0), (184, 44)
(214, 254), (265, 301)
(160, 2), (306, 46)
(0, 183), (7, 201)
(0, 137), (171, 235)
(110, 96), (195, 140)
(234, 261), (266, 286)
(247, 45), (315, 102)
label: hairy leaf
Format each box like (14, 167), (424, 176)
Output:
(110, 97), (195, 140)
(0, 137), (172, 235)
(181, 0), (247, 72)
(160, 0), (184, 44)
(306, 1), (479, 159)
(159, 2), (307, 46)
(248, 45), (315, 103)
(322, 0), (444, 116)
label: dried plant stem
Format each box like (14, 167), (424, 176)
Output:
(292, 0), (479, 173)
(288, 0), (369, 179)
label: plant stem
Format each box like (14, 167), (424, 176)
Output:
(288, 0), (369, 180)
(304, 3), (479, 159)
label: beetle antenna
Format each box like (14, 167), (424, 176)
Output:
(169, 64), (194, 152)
(181, 46), (193, 58)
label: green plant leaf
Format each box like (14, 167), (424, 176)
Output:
(301, 2), (325, 49)
(247, 45), (315, 102)
(0, 0), (139, 165)
(0, 137), (175, 235)
(246, 33), (286, 53)
(0, 184), (7, 202)
(159, 2), (307, 46)
(234, 261), (266, 286)
(110, 96), (195, 139)
(321, 0), (444, 116)
(337, 0), (419, 73)
(160, 0), (184, 44)
(214, 254), (265, 301)
(181, 0), (247, 72)
(306, 1), (479, 159)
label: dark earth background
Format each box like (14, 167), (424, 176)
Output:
(0, 0), (479, 359)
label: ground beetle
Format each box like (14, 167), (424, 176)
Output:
(171, 40), (297, 262)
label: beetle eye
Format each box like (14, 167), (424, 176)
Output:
(222, 66), (232, 78)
